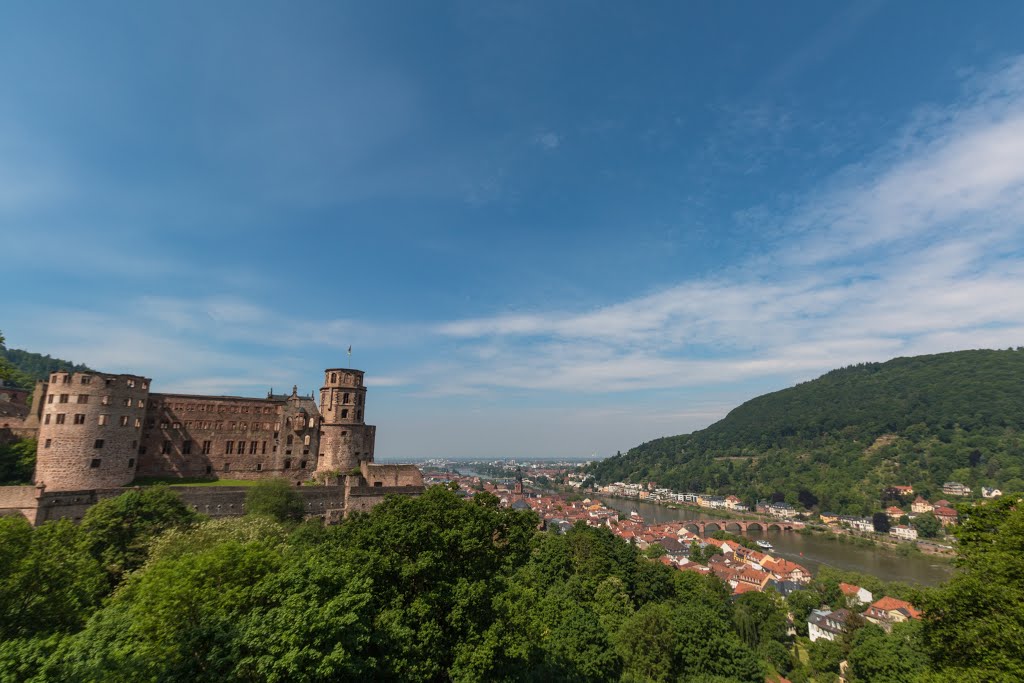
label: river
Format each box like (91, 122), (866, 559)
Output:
(602, 498), (954, 587)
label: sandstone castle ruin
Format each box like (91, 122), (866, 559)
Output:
(0, 367), (424, 524)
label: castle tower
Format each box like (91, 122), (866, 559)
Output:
(34, 371), (151, 491)
(315, 368), (376, 477)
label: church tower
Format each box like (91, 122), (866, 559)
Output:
(315, 368), (375, 477)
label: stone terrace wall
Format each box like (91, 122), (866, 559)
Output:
(0, 486), (41, 524)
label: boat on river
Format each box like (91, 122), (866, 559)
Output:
(756, 540), (774, 550)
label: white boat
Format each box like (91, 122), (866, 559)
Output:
(756, 540), (774, 550)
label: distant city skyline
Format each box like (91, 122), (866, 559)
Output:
(4, 3), (1024, 458)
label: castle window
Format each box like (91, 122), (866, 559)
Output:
(44, 439), (51, 448)
(142, 382), (148, 390)
(161, 440), (171, 454)
(225, 441), (234, 455)
(80, 375), (92, 384)
(51, 374), (59, 383)
(331, 373), (337, 383)
(223, 463), (230, 472)
(138, 400), (144, 408)
(184, 421), (192, 428)
(131, 440), (137, 449)
(303, 435), (310, 446)
(44, 414), (51, 425)
(283, 459), (291, 470)
(256, 463), (262, 471)
(120, 416), (130, 426)
(63, 374), (71, 384)
(358, 395), (363, 406)
(206, 465), (212, 474)
(182, 440), (192, 455)
(78, 395), (89, 404)
(302, 448), (309, 455)
(59, 394), (69, 403)
(286, 435), (293, 445)
(172, 422), (181, 429)
(55, 414), (66, 424)
(94, 439), (104, 449)
(202, 440), (211, 455)
(343, 392), (349, 403)
(300, 460), (307, 469)
(374, 482), (382, 487)
(90, 458), (101, 468)
(128, 458), (135, 468)
(262, 441), (267, 454)
(229, 421), (236, 429)
(341, 430), (347, 436)
(48, 394), (54, 404)
(273, 431), (279, 439)
(285, 449), (292, 456)
(242, 406), (249, 413)
(341, 409), (348, 418)
(99, 415), (109, 426)
(74, 414), (86, 425)
(126, 379), (135, 388)
(105, 379), (113, 386)
(124, 398), (131, 407)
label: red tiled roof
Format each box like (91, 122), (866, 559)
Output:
(839, 582), (863, 596)
(870, 596), (921, 619)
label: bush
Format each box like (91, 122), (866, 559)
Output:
(245, 479), (305, 522)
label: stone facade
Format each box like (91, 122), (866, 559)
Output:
(1, 364), (425, 524)
(26, 366), (409, 492)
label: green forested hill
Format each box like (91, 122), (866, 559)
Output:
(0, 330), (93, 389)
(588, 349), (1024, 514)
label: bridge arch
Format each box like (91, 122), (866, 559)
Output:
(746, 522), (763, 531)
(766, 523), (782, 532)
(703, 522), (721, 534)
(683, 522), (701, 534)
(724, 521), (743, 533)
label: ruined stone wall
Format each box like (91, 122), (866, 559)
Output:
(360, 462), (425, 488)
(0, 486), (41, 524)
(316, 369), (375, 476)
(35, 372), (151, 491)
(135, 393), (320, 481)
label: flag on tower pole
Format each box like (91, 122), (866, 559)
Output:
(347, 345), (352, 367)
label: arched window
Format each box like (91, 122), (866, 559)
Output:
(331, 373), (337, 383)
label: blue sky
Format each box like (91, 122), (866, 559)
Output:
(3, 2), (1024, 459)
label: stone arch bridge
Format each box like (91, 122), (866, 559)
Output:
(683, 519), (800, 535)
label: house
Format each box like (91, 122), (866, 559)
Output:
(808, 608), (852, 642)
(885, 506), (905, 520)
(889, 525), (918, 541)
(848, 517), (875, 533)
(982, 487), (1002, 499)
(725, 495), (748, 511)
(865, 596), (921, 632)
(933, 506), (959, 527)
(819, 511), (841, 524)
(942, 482), (971, 497)
(764, 557), (811, 584)
(911, 496), (933, 514)
(886, 485), (914, 497)
(839, 583), (873, 606)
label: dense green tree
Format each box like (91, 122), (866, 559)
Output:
(244, 478), (306, 522)
(80, 486), (199, 583)
(615, 601), (764, 683)
(911, 511), (942, 538)
(732, 591), (787, 649)
(0, 518), (106, 641)
(847, 621), (929, 683)
(917, 496), (1024, 681)
(0, 438), (36, 484)
(808, 638), (844, 679)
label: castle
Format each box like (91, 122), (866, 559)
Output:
(0, 367), (424, 524)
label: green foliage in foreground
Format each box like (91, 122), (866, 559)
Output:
(0, 489), (1020, 681)
(244, 479), (306, 522)
(588, 349), (1024, 513)
(0, 439), (36, 485)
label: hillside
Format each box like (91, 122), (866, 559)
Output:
(587, 349), (1024, 514)
(0, 330), (93, 389)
